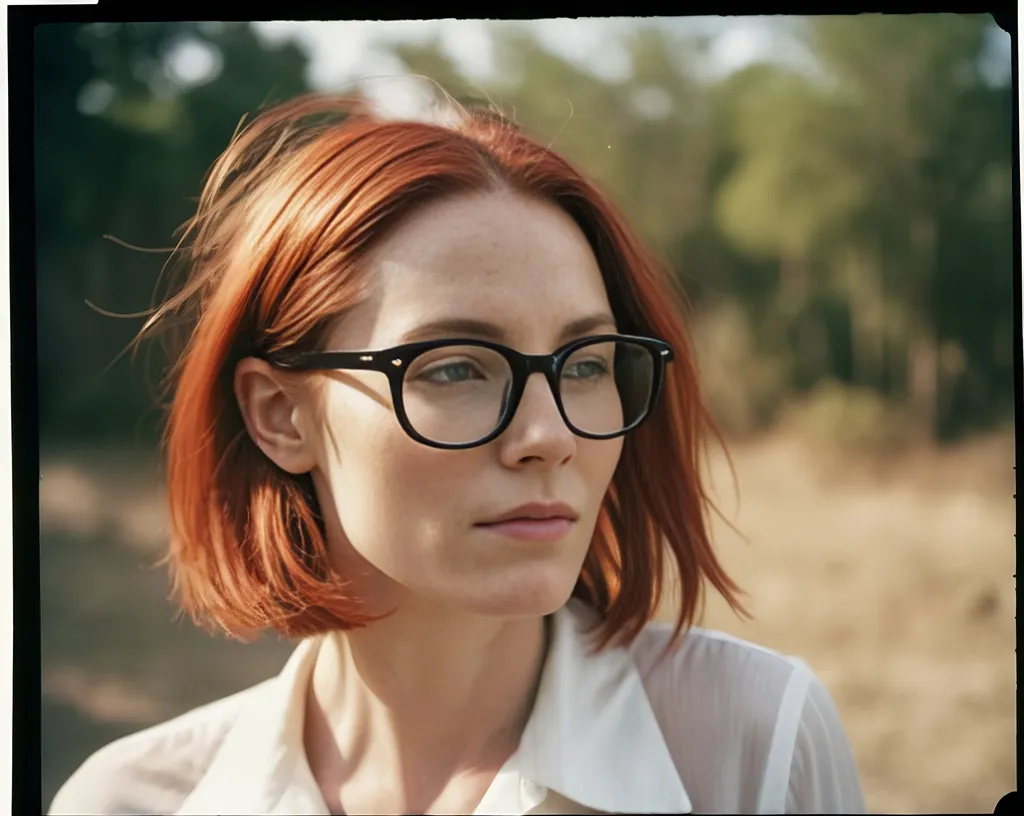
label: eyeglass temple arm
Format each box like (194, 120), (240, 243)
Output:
(268, 350), (399, 372)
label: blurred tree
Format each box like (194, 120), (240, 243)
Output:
(35, 22), (310, 445)
(712, 14), (1012, 440)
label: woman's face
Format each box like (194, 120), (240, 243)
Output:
(302, 189), (624, 619)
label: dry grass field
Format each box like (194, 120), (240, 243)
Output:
(40, 429), (1015, 813)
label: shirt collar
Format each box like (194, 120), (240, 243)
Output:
(515, 599), (691, 813)
(174, 635), (323, 815)
(175, 599), (691, 815)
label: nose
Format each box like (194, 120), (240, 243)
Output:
(496, 372), (576, 468)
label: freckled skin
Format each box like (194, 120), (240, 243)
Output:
(307, 189), (624, 619)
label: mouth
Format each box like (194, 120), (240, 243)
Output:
(474, 502), (579, 542)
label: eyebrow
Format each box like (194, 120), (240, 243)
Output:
(398, 313), (619, 346)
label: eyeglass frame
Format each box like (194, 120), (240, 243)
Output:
(262, 333), (675, 450)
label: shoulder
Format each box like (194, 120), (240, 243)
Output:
(630, 622), (806, 740)
(628, 622), (865, 813)
(47, 679), (272, 816)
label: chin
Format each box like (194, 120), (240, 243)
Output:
(455, 567), (580, 620)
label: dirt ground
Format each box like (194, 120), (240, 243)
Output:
(39, 429), (1015, 813)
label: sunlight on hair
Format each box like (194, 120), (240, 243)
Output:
(356, 74), (465, 127)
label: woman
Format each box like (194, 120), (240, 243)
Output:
(50, 92), (865, 815)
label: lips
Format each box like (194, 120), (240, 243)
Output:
(475, 502), (579, 542)
(477, 502), (579, 525)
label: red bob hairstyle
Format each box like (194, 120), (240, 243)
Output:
(150, 92), (745, 650)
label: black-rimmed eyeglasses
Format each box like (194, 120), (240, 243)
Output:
(264, 334), (675, 450)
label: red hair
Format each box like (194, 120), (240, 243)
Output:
(149, 92), (746, 649)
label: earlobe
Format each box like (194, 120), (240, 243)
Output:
(234, 357), (318, 475)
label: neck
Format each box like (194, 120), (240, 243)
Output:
(304, 599), (550, 812)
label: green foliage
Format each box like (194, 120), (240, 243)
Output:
(36, 22), (312, 444)
(36, 18), (1013, 446)
(714, 65), (872, 259)
(708, 15), (1012, 439)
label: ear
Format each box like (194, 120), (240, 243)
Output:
(233, 357), (318, 475)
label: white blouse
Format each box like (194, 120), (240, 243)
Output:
(48, 599), (865, 815)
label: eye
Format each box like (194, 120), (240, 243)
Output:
(417, 360), (485, 384)
(563, 358), (610, 380)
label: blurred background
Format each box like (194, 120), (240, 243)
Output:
(36, 16), (1014, 813)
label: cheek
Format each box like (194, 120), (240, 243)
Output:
(315, 384), (481, 568)
(582, 438), (624, 502)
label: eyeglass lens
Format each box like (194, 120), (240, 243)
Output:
(400, 340), (655, 445)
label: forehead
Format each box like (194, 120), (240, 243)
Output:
(334, 190), (612, 350)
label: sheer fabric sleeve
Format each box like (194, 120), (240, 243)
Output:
(778, 661), (866, 813)
(630, 625), (866, 814)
